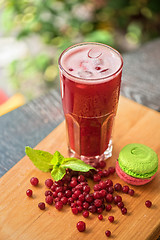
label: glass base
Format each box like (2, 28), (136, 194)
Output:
(68, 139), (113, 166)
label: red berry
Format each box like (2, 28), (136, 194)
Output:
(106, 204), (112, 212)
(117, 201), (124, 209)
(88, 205), (97, 213)
(105, 230), (111, 237)
(93, 174), (101, 182)
(93, 191), (101, 199)
(99, 189), (107, 198)
(83, 185), (90, 193)
(55, 186), (63, 193)
(103, 169), (110, 177)
(72, 207), (79, 215)
(114, 183), (122, 192)
(106, 194), (113, 203)
(45, 190), (53, 196)
(97, 207), (103, 214)
(50, 184), (56, 191)
(114, 195), (122, 204)
(68, 197), (74, 205)
(77, 206), (83, 213)
(69, 68), (74, 71)
(83, 210), (89, 218)
(26, 189), (32, 197)
(128, 189), (135, 196)
(38, 202), (45, 210)
(71, 202), (77, 208)
(98, 214), (103, 220)
(52, 191), (57, 198)
(99, 181), (107, 189)
(108, 216), (114, 222)
(78, 175), (85, 182)
(94, 199), (102, 207)
(122, 185), (129, 193)
(108, 186), (114, 194)
(45, 195), (53, 205)
(61, 196), (68, 205)
(99, 160), (106, 169)
(83, 202), (89, 209)
(77, 221), (86, 232)
(105, 179), (113, 187)
(95, 66), (101, 70)
(70, 180), (78, 188)
(85, 194), (93, 203)
(76, 200), (83, 206)
(121, 207), (127, 215)
(79, 194), (85, 202)
(108, 167), (115, 174)
(55, 201), (63, 210)
(45, 179), (53, 188)
(65, 190), (72, 198)
(30, 177), (39, 186)
(145, 200), (152, 208)
(93, 184), (101, 191)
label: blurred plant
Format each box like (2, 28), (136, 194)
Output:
(1, 0), (160, 99)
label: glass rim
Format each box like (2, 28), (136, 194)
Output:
(58, 42), (123, 83)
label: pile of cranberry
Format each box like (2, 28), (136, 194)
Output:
(26, 160), (152, 238)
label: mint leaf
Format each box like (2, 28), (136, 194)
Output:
(25, 146), (53, 172)
(50, 151), (64, 166)
(61, 158), (95, 172)
(51, 166), (66, 181)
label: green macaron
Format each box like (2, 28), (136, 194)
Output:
(118, 143), (158, 179)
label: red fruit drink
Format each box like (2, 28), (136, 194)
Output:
(58, 43), (123, 165)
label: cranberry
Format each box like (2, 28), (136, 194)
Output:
(98, 214), (103, 220)
(65, 190), (72, 198)
(83, 210), (89, 218)
(108, 216), (114, 222)
(26, 189), (32, 197)
(74, 190), (81, 197)
(45, 190), (53, 196)
(45, 195), (53, 205)
(103, 169), (110, 177)
(76, 200), (83, 206)
(45, 179), (53, 188)
(83, 202), (89, 209)
(88, 205), (97, 213)
(128, 189), (135, 196)
(105, 179), (113, 187)
(117, 201), (124, 209)
(92, 162), (100, 169)
(106, 194), (113, 203)
(50, 184), (56, 191)
(94, 199), (102, 207)
(122, 185), (129, 193)
(38, 202), (45, 210)
(76, 221), (86, 232)
(85, 194), (93, 203)
(70, 180), (78, 188)
(93, 174), (101, 182)
(99, 181), (107, 189)
(99, 160), (106, 169)
(93, 191), (101, 199)
(95, 66), (101, 70)
(108, 186), (114, 194)
(114, 183), (122, 192)
(77, 206), (83, 213)
(52, 191), (58, 198)
(145, 200), (152, 208)
(57, 192), (64, 198)
(72, 207), (79, 215)
(114, 195), (122, 204)
(98, 170), (104, 177)
(61, 196), (68, 205)
(78, 175), (85, 182)
(55, 201), (63, 210)
(54, 197), (60, 202)
(30, 177), (39, 186)
(69, 68), (74, 71)
(93, 184), (101, 191)
(121, 207), (127, 215)
(99, 189), (107, 198)
(72, 193), (78, 200)
(83, 185), (90, 193)
(55, 186), (63, 193)
(97, 207), (103, 214)
(106, 204), (112, 212)
(79, 194), (85, 202)
(105, 230), (111, 237)
(71, 203), (77, 208)
(108, 167), (115, 174)
(68, 197), (74, 205)
(75, 184), (83, 191)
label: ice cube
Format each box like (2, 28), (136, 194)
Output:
(78, 70), (93, 78)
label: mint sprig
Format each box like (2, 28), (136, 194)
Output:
(25, 147), (96, 181)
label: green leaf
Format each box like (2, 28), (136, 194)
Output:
(25, 146), (53, 172)
(61, 158), (95, 172)
(51, 166), (66, 181)
(50, 151), (64, 166)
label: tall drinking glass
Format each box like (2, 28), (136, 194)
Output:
(58, 42), (123, 166)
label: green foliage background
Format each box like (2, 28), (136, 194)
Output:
(1, 0), (160, 99)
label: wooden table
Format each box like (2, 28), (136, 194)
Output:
(0, 39), (160, 239)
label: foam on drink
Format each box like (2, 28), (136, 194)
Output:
(60, 43), (122, 80)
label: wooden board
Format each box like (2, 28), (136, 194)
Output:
(0, 96), (160, 240)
